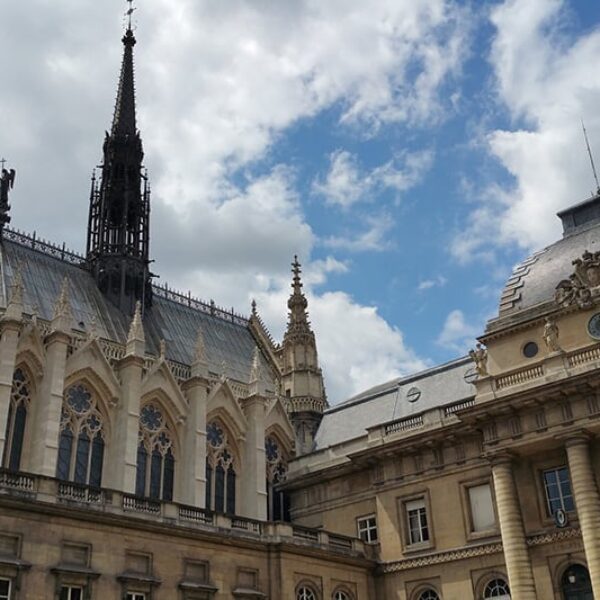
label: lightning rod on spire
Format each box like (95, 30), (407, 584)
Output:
(581, 119), (600, 195)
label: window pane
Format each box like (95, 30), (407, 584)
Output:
(149, 449), (162, 499)
(89, 435), (104, 488)
(163, 449), (174, 502)
(468, 484), (495, 532)
(564, 495), (575, 512)
(215, 465), (225, 513)
(544, 470), (557, 486)
(74, 431), (90, 484)
(135, 443), (147, 497)
(226, 466), (236, 515)
(57, 429), (74, 480)
(9, 402), (27, 471)
(0, 578), (10, 600)
(205, 462), (212, 510)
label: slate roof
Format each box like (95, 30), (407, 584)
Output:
(313, 356), (476, 450)
(495, 195), (600, 320)
(0, 233), (261, 384)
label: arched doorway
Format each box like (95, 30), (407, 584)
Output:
(562, 565), (593, 600)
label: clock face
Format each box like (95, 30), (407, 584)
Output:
(588, 313), (600, 340)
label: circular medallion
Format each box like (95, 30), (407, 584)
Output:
(588, 313), (600, 340)
(406, 387), (421, 403)
(554, 507), (568, 528)
(523, 341), (539, 358)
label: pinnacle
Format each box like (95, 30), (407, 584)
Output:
(250, 347), (262, 383)
(127, 300), (145, 343)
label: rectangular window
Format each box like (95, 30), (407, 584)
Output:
(468, 483), (496, 532)
(60, 587), (83, 600)
(126, 594), (146, 600)
(0, 578), (11, 600)
(406, 498), (429, 545)
(543, 467), (575, 515)
(356, 514), (378, 543)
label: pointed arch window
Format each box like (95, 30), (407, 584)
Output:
(56, 384), (105, 487)
(205, 421), (236, 514)
(265, 435), (290, 521)
(135, 404), (175, 501)
(2, 368), (31, 472)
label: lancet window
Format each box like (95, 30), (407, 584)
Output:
(265, 435), (290, 521)
(205, 420), (236, 514)
(135, 404), (175, 501)
(56, 384), (105, 487)
(2, 368), (31, 472)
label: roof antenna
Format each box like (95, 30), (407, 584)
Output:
(581, 119), (600, 196)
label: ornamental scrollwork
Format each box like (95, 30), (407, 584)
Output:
(555, 250), (600, 310)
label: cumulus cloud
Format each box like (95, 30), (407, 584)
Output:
(436, 309), (481, 353)
(313, 149), (434, 208)
(453, 0), (600, 261)
(418, 275), (448, 291)
(323, 213), (395, 252)
(0, 0), (467, 402)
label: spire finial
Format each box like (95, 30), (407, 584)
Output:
(125, 0), (136, 32)
(51, 277), (73, 332)
(251, 298), (257, 316)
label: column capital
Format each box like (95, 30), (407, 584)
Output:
(562, 430), (594, 449)
(487, 450), (517, 468)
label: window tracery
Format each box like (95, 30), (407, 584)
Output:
(333, 590), (351, 600)
(135, 404), (175, 501)
(2, 368), (31, 472)
(297, 586), (317, 600)
(205, 420), (236, 514)
(417, 590), (440, 600)
(265, 435), (290, 521)
(483, 579), (510, 598)
(57, 384), (105, 487)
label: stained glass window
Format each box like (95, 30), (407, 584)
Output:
(265, 435), (290, 521)
(2, 368), (31, 472)
(136, 404), (175, 500)
(56, 384), (105, 487)
(205, 420), (236, 514)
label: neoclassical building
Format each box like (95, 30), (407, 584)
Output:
(1, 11), (600, 600)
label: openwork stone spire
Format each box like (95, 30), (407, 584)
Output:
(86, 9), (151, 316)
(280, 256), (327, 455)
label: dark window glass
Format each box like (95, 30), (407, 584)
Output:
(135, 443), (147, 497)
(9, 402), (27, 471)
(149, 449), (162, 499)
(215, 465), (225, 513)
(205, 461), (212, 510)
(0, 578), (10, 598)
(273, 487), (282, 521)
(1, 403), (12, 469)
(74, 431), (90, 484)
(523, 341), (538, 358)
(89, 435), (104, 488)
(57, 429), (74, 480)
(163, 449), (174, 502)
(226, 465), (236, 515)
(283, 491), (291, 522)
(543, 467), (574, 515)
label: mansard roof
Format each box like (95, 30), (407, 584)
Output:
(0, 230), (262, 384)
(313, 356), (475, 450)
(489, 193), (600, 332)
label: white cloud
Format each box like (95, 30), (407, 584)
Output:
(323, 213), (394, 252)
(313, 149), (434, 208)
(436, 309), (480, 353)
(418, 275), (448, 291)
(453, 0), (600, 261)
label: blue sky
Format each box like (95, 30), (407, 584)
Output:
(1, 0), (600, 402)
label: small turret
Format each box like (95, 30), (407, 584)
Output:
(281, 256), (327, 454)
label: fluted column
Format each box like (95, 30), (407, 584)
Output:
(491, 455), (537, 600)
(565, 434), (600, 598)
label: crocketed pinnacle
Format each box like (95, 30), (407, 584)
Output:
(250, 347), (262, 383)
(111, 28), (137, 137)
(193, 327), (208, 365)
(53, 277), (72, 321)
(127, 300), (145, 344)
(286, 255), (310, 330)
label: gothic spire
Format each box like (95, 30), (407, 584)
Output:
(286, 255), (310, 333)
(86, 2), (151, 315)
(111, 27), (137, 138)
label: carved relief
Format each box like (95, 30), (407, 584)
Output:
(555, 250), (600, 309)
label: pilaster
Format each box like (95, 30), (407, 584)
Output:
(240, 394), (268, 520)
(564, 433), (600, 598)
(491, 454), (537, 600)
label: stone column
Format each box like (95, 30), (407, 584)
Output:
(29, 329), (70, 476)
(108, 354), (143, 493)
(29, 279), (72, 477)
(240, 394), (268, 520)
(181, 376), (208, 507)
(565, 434), (600, 598)
(107, 302), (145, 493)
(491, 454), (537, 600)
